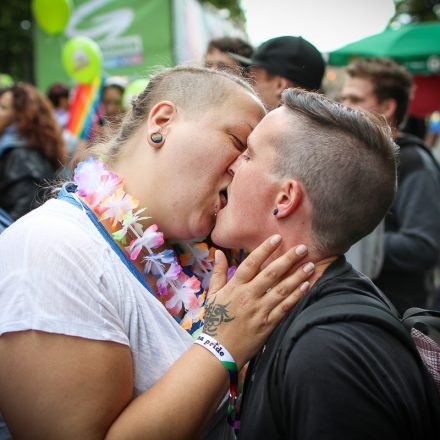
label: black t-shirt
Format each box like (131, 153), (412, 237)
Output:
(238, 257), (439, 440)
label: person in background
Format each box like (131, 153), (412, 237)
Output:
(70, 77), (127, 172)
(47, 82), (70, 129)
(47, 81), (82, 177)
(228, 35), (325, 111)
(92, 78), (127, 143)
(403, 115), (427, 140)
(342, 57), (440, 313)
(0, 83), (66, 220)
(426, 111), (440, 154)
(204, 37), (254, 77)
(101, 80), (125, 124)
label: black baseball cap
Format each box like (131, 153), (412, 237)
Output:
(229, 36), (325, 90)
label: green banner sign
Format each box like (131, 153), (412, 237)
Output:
(35, 0), (173, 91)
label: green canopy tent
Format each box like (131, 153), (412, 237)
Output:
(329, 22), (440, 74)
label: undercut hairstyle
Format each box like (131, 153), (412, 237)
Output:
(207, 37), (253, 59)
(346, 58), (413, 127)
(91, 66), (260, 163)
(276, 88), (398, 256)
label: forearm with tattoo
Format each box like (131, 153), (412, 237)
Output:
(203, 296), (235, 336)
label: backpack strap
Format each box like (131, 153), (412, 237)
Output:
(269, 293), (438, 436)
(276, 294), (415, 377)
(402, 307), (440, 346)
(397, 134), (440, 175)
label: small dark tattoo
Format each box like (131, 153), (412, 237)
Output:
(204, 296), (235, 336)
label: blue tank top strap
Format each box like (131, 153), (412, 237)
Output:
(57, 183), (155, 296)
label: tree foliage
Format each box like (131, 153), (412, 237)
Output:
(0, 0), (34, 83)
(390, 0), (440, 28)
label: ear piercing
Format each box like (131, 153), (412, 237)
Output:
(151, 132), (163, 143)
(273, 208), (279, 216)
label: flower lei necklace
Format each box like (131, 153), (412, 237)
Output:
(73, 157), (219, 331)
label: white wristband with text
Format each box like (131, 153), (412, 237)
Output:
(194, 333), (236, 366)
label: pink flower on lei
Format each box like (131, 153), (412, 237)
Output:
(165, 273), (201, 316)
(181, 289), (206, 329)
(156, 263), (182, 296)
(126, 224), (164, 260)
(73, 157), (208, 331)
(143, 249), (175, 276)
(100, 187), (139, 228)
(112, 208), (150, 244)
(74, 157), (122, 207)
(182, 241), (215, 290)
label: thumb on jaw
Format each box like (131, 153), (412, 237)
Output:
(208, 250), (228, 294)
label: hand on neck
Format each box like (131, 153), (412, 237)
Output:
(258, 235), (338, 289)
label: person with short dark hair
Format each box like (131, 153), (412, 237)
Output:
(343, 57), (412, 128)
(211, 88), (440, 439)
(204, 36), (254, 76)
(342, 57), (440, 314)
(229, 35), (325, 110)
(47, 82), (70, 129)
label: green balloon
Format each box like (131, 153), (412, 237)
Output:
(123, 79), (149, 109)
(62, 37), (102, 84)
(0, 74), (14, 88)
(32, 0), (72, 35)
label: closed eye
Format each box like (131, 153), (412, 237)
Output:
(231, 135), (246, 153)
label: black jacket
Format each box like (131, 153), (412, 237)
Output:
(239, 257), (439, 440)
(374, 133), (440, 314)
(0, 146), (55, 220)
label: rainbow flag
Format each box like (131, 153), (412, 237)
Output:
(67, 76), (104, 140)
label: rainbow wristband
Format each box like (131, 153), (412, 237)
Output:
(194, 333), (240, 428)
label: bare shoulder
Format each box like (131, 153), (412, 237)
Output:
(0, 330), (133, 439)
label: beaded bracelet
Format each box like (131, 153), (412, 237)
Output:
(194, 333), (241, 429)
